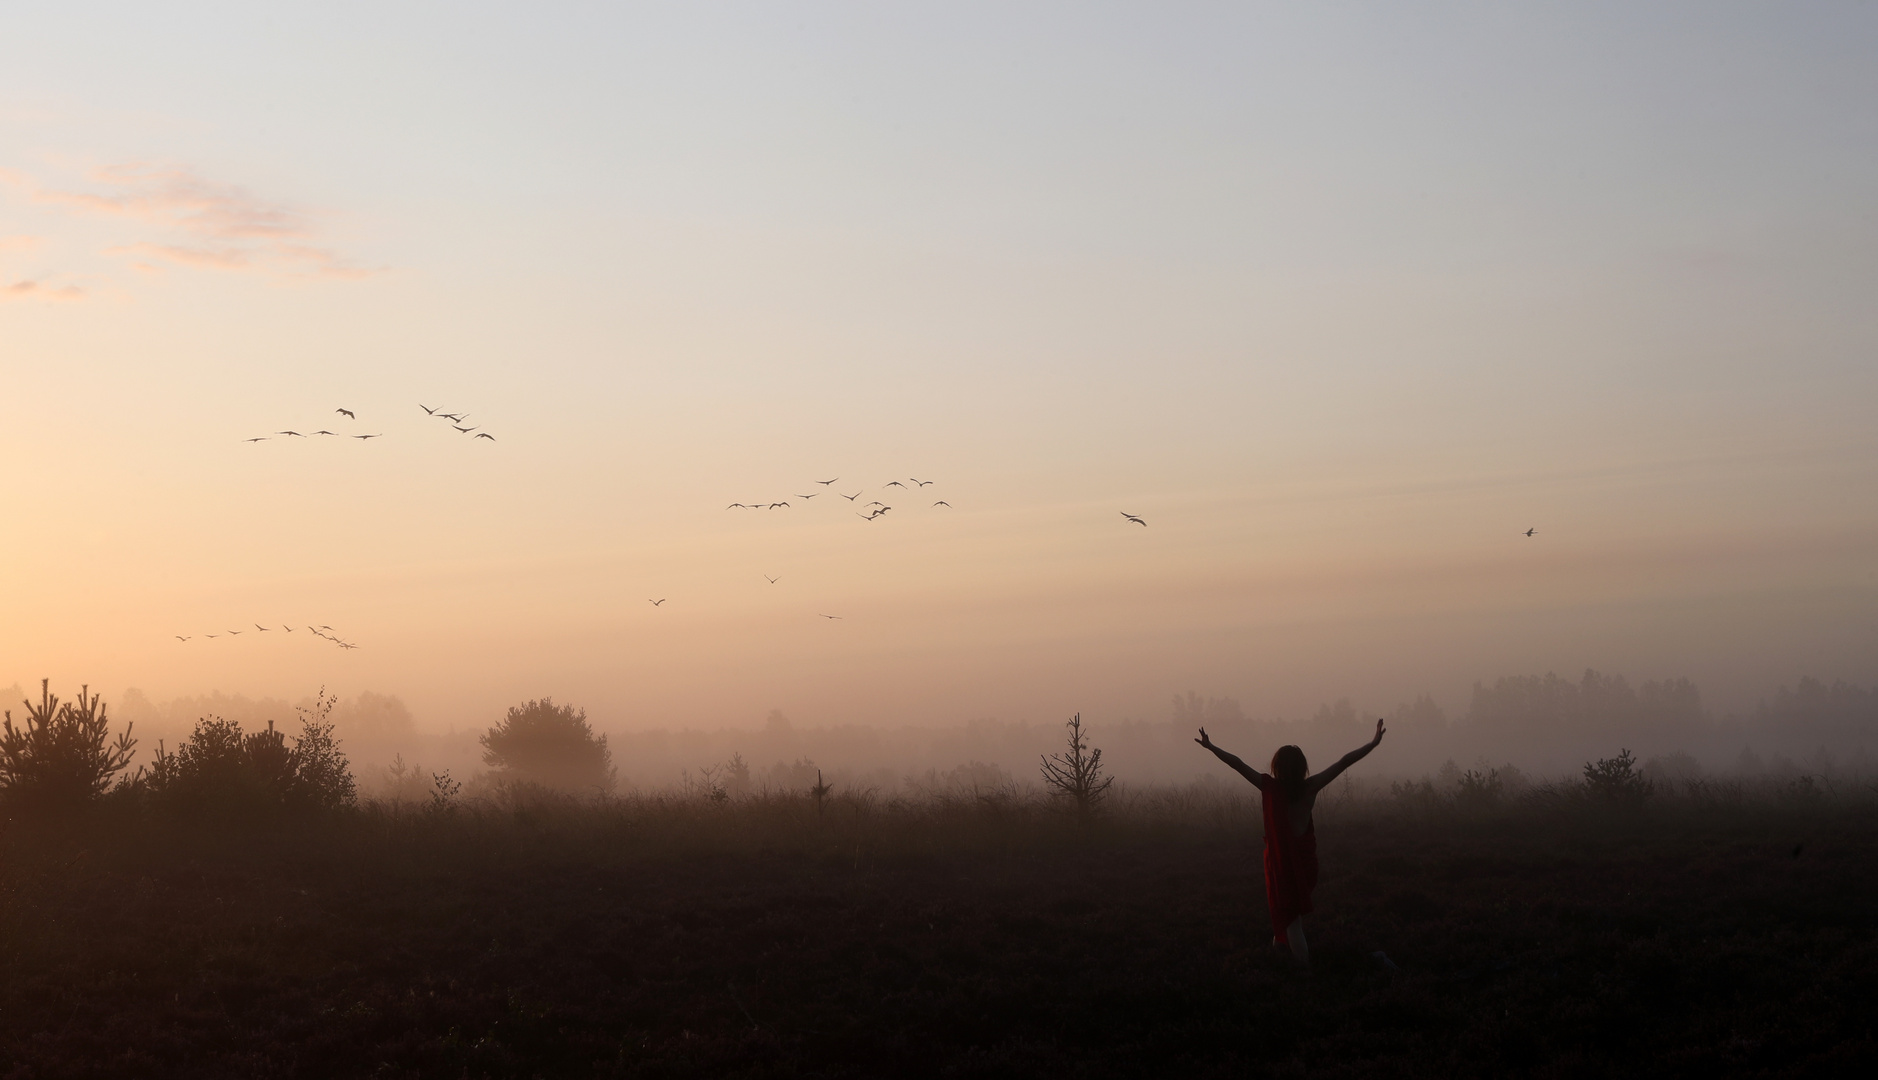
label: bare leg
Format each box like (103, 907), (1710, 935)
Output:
(1285, 916), (1310, 965)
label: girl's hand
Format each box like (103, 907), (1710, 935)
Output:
(1195, 726), (1212, 748)
(1373, 718), (1387, 745)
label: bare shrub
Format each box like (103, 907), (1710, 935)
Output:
(1039, 713), (1113, 820)
(1456, 767), (1504, 808)
(480, 698), (614, 794)
(0, 680), (136, 811)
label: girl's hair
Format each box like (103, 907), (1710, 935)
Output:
(1270, 745), (1308, 796)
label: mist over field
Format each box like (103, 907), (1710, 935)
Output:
(14, 666), (1866, 801)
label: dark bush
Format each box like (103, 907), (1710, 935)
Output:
(481, 697), (614, 793)
(138, 689), (356, 816)
(1583, 748), (1653, 801)
(0, 680), (137, 812)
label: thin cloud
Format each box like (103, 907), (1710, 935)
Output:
(1, 279), (85, 302)
(6, 162), (373, 279)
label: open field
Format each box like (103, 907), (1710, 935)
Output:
(2, 788), (1874, 1078)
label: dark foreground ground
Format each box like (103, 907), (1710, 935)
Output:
(1, 790), (1873, 1078)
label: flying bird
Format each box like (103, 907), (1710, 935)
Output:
(885, 481), (906, 488)
(914, 479), (934, 487)
(795, 493), (818, 499)
(420, 404), (438, 415)
(312, 430), (338, 436)
(840, 492), (861, 501)
(227, 630), (243, 635)
(206, 634), (219, 639)
(768, 501), (789, 509)
(320, 625), (333, 631)
(255, 624), (270, 631)
(765, 574), (780, 584)
(818, 614), (843, 620)
(283, 626), (293, 632)
(278, 431), (306, 437)
(454, 425), (478, 433)
(335, 408), (355, 419)
(1524, 528), (1536, 537)
(440, 413), (466, 422)
(175, 635), (191, 642)
(244, 437), (269, 442)
(354, 434), (382, 440)
(933, 501), (951, 507)
(816, 478), (839, 485)
(728, 503), (749, 509)
(1121, 512), (1146, 526)
(648, 599), (666, 607)
(474, 433), (495, 440)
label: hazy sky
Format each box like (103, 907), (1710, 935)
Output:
(4, 2), (1875, 732)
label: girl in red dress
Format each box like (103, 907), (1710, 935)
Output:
(1195, 718), (1386, 965)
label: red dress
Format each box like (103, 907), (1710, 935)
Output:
(1261, 784), (1318, 938)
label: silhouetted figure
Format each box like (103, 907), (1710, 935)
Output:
(1524, 528), (1536, 537)
(1195, 718), (1386, 966)
(1121, 512), (1146, 526)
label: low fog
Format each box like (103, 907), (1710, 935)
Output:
(23, 666), (1869, 803)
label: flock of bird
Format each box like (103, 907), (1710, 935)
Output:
(243, 404), (497, 443)
(725, 476), (953, 522)
(205, 404), (1542, 638)
(182, 400), (507, 649)
(174, 624), (358, 650)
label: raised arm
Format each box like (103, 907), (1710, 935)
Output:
(1194, 727), (1269, 789)
(1306, 718), (1386, 794)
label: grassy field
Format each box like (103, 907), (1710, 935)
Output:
(1, 786), (1873, 1078)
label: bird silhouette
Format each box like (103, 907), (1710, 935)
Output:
(932, 500), (951, 507)
(278, 431), (306, 437)
(795, 493), (818, 499)
(354, 434), (382, 440)
(454, 425), (478, 433)
(244, 437), (269, 442)
(885, 481), (906, 488)
(312, 430), (337, 436)
(206, 634), (220, 638)
(765, 575), (779, 584)
(1121, 512), (1146, 526)
(841, 492), (861, 501)
(818, 614), (843, 620)
(255, 624), (270, 631)
(768, 501), (789, 509)
(817, 477), (839, 485)
(1524, 528), (1536, 537)
(649, 599), (666, 607)
(283, 626), (293, 632)
(865, 501), (884, 507)
(336, 408), (355, 419)
(914, 479), (934, 487)
(227, 630), (243, 635)
(474, 433), (495, 440)
(175, 635), (191, 642)
(440, 413), (466, 422)
(728, 503), (749, 509)
(420, 404), (438, 414)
